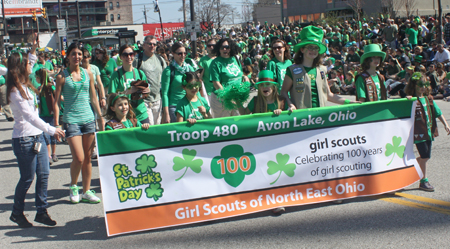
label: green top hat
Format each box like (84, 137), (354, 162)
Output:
(255, 70), (277, 86)
(293, 25), (327, 54)
(360, 44), (386, 64)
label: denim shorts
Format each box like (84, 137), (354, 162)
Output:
(64, 121), (96, 138)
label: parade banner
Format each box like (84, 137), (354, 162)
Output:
(143, 22), (185, 41)
(96, 99), (422, 236)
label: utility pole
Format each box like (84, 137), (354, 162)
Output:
(217, 0), (220, 29)
(190, 0), (196, 58)
(143, 5), (148, 24)
(2, 0), (8, 57)
(232, 10), (234, 25)
(438, 0), (442, 44)
(182, 0), (186, 27)
(76, 0), (81, 39)
(58, 0), (64, 51)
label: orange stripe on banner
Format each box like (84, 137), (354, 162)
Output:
(105, 166), (420, 236)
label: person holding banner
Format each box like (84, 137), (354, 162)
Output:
(7, 34), (65, 227)
(176, 72), (212, 124)
(109, 45), (150, 125)
(161, 43), (195, 123)
(281, 26), (357, 111)
(104, 93), (150, 130)
(405, 72), (450, 191)
(239, 70), (286, 115)
(54, 42), (104, 204)
(355, 44), (388, 102)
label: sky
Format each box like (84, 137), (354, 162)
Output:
(132, 0), (249, 25)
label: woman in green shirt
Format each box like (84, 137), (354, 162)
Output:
(209, 38), (243, 118)
(266, 39), (292, 93)
(54, 42), (104, 204)
(92, 47), (117, 92)
(281, 26), (354, 111)
(161, 43), (195, 123)
(109, 44), (150, 124)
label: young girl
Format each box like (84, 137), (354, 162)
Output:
(105, 93), (149, 130)
(239, 70), (286, 116)
(176, 72), (212, 124)
(405, 72), (450, 191)
(36, 69), (58, 164)
(355, 44), (387, 102)
(341, 72), (355, 95)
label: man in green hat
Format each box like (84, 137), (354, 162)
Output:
(355, 44), (387, 102)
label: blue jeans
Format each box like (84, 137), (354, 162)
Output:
(169, 105), (177, 123)
(12, 135), (50, 214)
(41, 116), (57, 145)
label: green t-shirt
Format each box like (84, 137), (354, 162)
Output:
(109, 68), (149, 122)
(286, 66), (320, 107)
(210, 56), (243, 90)
(355, 74), (381, 100)
(32, 61), (53, 73)
(39, 85), (56, 117)
(93, 58), (117, 89)
(161, 63), (195, 107)
(176, 96), (210, 120)
(397, 70), (406, 79)
(0, 65), (5, 85)
(244, 57), (252, 66)
(415, 97), (442, 143)
(344, 78), (354, 86)
(406, 28), (418, 45)
(266, 58), (293, 92)
(105, 119), (142, 130)
(198, 55), (215, 95)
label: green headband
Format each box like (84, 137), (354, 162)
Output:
(15, 52), (23, 64)
(111, 94), (127, 106)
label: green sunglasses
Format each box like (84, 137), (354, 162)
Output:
(417, 81), (430, 88)
(185, 82), (201, 90)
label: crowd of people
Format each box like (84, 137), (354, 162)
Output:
(3, 14), (450, 228)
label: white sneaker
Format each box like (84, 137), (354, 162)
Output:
(69, 185), (80, 204)
(91, 148), (97, 159)
(81, 190), (101, 204)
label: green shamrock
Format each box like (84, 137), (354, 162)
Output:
(267, 153), (296, 185)
(173, 149), (203, 181)
(145, 183), (164, 202)
(385, 136), (405, 166)
(135, 154), (157, 174)
(211, 144), (256, 188)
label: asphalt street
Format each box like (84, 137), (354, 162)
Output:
(1, 96), (450, 248)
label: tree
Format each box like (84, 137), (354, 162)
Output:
(178, 0), (238, 29)
(402, 0), (417, 18)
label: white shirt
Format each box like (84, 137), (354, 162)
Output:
(433, 49), (450, 63)
(9, 53), (56, 138)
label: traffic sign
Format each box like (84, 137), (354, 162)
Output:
(3, 36), (10, 45)
(58, 30), (67, 37)
(186, 21), (201, 32)
(57, 19), (66, 30)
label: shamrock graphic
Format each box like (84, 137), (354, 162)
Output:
(135, 154), (157, 174)
(173, 149), (203, 181)
(226, 63), (241, 76)
(267, 153), (297, 185)
(385, 136), (405, 166)
(145, 183), (164, 201)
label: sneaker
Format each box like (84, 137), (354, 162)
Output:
(419, 181), (435, 192)
(91, 149), (97, 159)
(52, 154), (59, 162)
(272, 207), (285, 215)
(34, 211), (56, 226)
(81, 190), (101, 204)
(69, 185), (80, 203)
(7, 117), (14, 122)
(10, 213), (33, 228)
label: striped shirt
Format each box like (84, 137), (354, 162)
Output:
(62, 68), (94, 125)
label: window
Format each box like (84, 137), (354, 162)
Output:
(109, 2), (113, 10)
(86, 16), (89, 21)
(110, 14), (114, 22)
(117, 14), (120, 20)
(116, 2), (120, 7)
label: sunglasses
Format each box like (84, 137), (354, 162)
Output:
(121, 52), (135, 57)
(305, 46), (320, 51)
(185, 83), (201, 90)
(220, 45), (230, 50)
(207, 44), (216, 47)
(417, 81), (430, 88)
(176, 52), (187, 56)
(145, 42), (157, 46)
(272, 46), (284, 50)
(83, 55), (91, 59)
